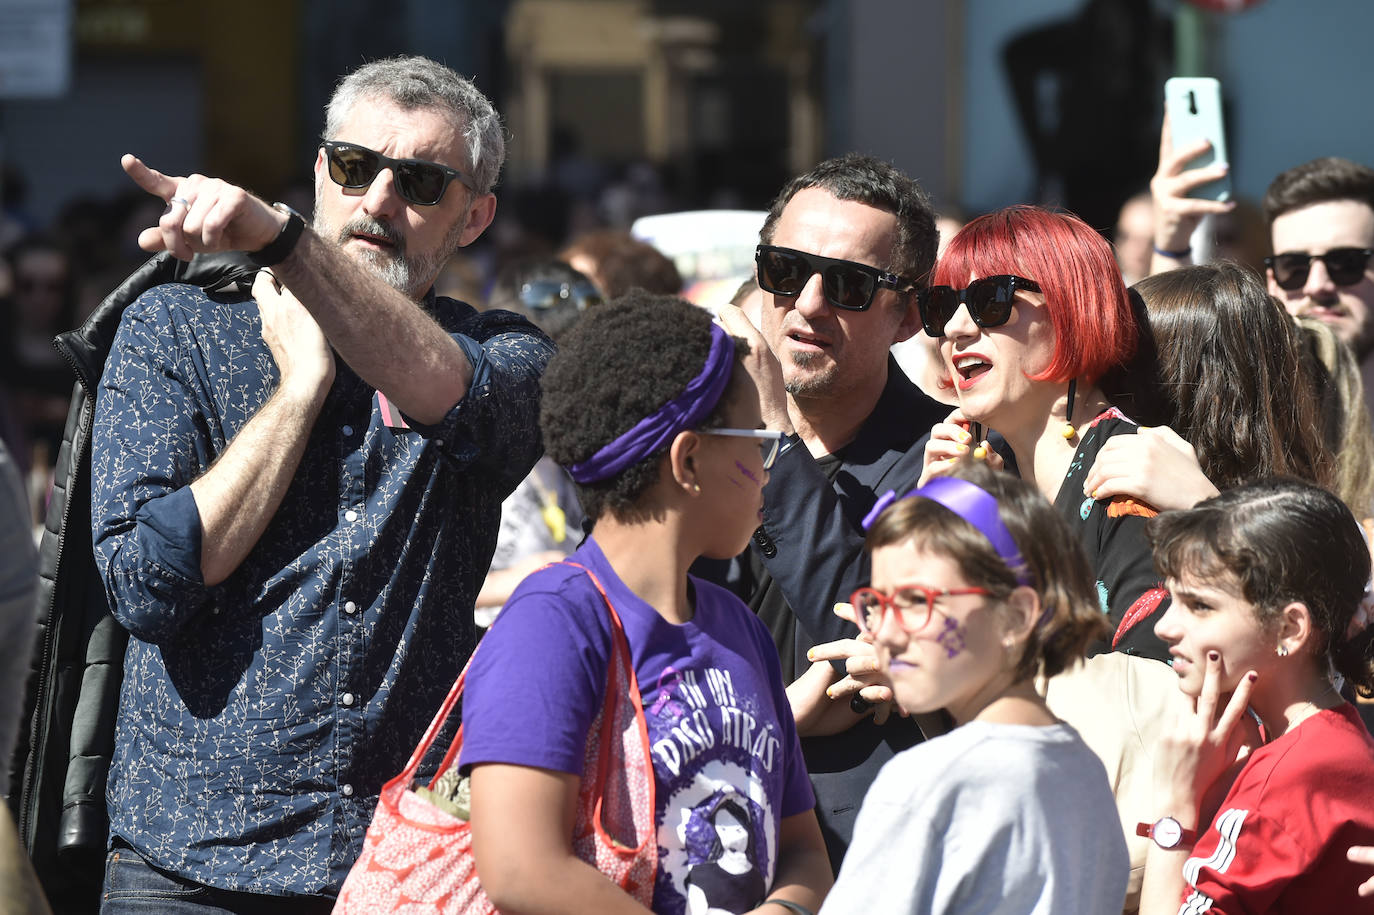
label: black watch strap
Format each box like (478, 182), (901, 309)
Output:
(248, 202), (306, 267)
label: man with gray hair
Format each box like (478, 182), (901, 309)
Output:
(91, 56), (551, 910)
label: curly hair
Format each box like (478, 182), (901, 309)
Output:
(864, 462), (1109, 681)
(540, 291), (747, 521)
(1148, 477), (1374, 696)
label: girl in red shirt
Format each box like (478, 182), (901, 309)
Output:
(1139, 477), (1374, 913)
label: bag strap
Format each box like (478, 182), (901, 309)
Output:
(400, 559), (644, 787)
(397, 651), (474, 784)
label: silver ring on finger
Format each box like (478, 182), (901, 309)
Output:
(170, 196), (192, 208)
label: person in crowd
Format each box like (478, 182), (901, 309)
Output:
(1082, 263), (1335, 513)
(918, 205), (1167, 658)
(0, 236), (78, 483)
(1139, 478), (1374, 912)
(821, 464), (1128, 914)
(0, 436), (48, 915)
(89, 56), (552, 911)
(1298, 316), (1374, 520)
(1263, 157), (1374, 420)
(461, 293), (830, 915)
(1114, 190), (1155, 285)
(0, 437), (37, 798)
(474, 258), (595, 624)
(559, 228), (682, 298)
(707, 153), (948, 868)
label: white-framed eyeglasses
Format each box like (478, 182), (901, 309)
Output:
(699, 428), (785, 470)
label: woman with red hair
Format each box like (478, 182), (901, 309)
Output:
(918, 205), (1167, 659)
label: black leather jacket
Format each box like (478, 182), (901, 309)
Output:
(7, 252), (257, 913)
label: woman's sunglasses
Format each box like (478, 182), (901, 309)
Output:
(320, 140), (473, 207)
(1264, 248), (1374, 291)
(918, 274), (1041, 338)
(850, 584), (992, 636)
(755, 245), (916, 312)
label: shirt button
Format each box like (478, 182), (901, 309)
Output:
(341, 784), (354, 797)
(435, 438), (445, 447)
(341, 692), (355, 707)
(344, 510), (359, 522)
(342, 424), (354, 436)
(344, 600), (358, 614)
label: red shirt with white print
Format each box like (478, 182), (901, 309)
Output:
(1179, 702), (1374, 913)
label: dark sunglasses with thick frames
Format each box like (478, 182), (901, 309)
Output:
(755, 245), (917, 312)
(918, 274), (1041, 338)
(1264, 248), (1374, 291)
(320, 140), (474, 207)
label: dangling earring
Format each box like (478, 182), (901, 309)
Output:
(1061, 378), (1078, 441)
(1276, 644), (1290, 658)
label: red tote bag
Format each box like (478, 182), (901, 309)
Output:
(334, 563), (658, 913)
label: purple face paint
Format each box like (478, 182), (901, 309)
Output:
(935, 617), (968, 659)
(734, 460), (763, 487)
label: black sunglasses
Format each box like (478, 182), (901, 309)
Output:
(519, 280), (603, 312)
(1264, 248), (1374, 291)
(320, 140), (473, 206)
(755, 245), (916, 312)
(918, 275), (1041, 338)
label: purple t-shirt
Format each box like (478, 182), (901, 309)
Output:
(460, 537), (814, 914)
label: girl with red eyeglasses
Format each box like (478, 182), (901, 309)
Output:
(821, 464), (1128, 914)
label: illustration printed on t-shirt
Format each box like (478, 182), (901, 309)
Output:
(646, 663), (783, 914)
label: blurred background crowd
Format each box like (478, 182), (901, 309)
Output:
(2, 0), (1372, 529)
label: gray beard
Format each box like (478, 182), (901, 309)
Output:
(783, 351), (837, 397)
(313, 189), (459, 300)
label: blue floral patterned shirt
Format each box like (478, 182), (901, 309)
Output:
(90, 282), (552, 895)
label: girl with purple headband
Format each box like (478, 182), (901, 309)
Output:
(822, 463), (1128, 914)
(460, 292), (830, 915)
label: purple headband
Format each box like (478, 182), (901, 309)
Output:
(863, 476), (1032, 585)
(567, 323), (736, 484)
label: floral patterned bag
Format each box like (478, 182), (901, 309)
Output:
(333, 562), (657, 913)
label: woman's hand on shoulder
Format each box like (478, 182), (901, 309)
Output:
(1082, 425), (1219, 511)
(918, 408), (1003, 487)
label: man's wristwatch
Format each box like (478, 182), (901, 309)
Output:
(1136, 816), (1197, 850)
(249, 202), (306, 267)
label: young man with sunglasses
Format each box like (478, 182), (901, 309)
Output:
(1262, 158), (1374, 418)
(710, 153), (948, 871)
(86, 57), (552, 912)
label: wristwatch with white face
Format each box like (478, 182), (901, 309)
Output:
(1136, 816), (1197, 850)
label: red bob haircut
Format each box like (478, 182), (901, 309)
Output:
(933, 205), (1137, 384)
